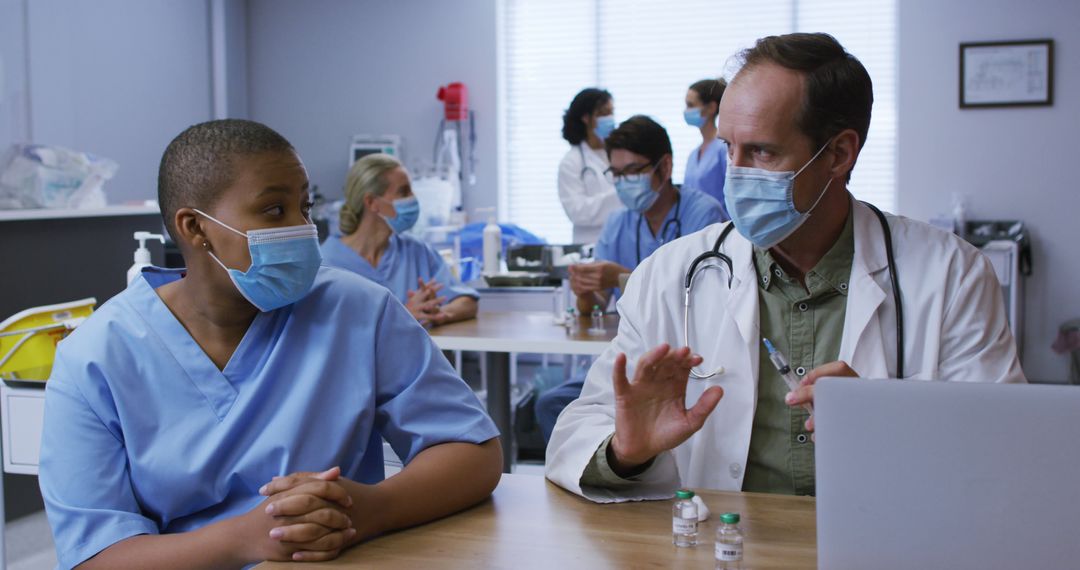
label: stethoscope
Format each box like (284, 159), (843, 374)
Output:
(635, 191), (682, 265)
(578, 145), (605, 183)
(684, 201), (904, 380)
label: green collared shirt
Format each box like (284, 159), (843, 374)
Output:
(580, 211), (855, 495)
(742, 211), (854, 495)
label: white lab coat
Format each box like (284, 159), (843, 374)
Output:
(545, 200), (1026, 503)
(557, 144), (622, 244)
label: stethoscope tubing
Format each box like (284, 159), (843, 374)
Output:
(683, 202), (903, 380)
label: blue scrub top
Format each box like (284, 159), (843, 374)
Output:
(683, 139), (730, 220)
(595, 186), (724, 280)
(39, 266), (498, 569)
(320, 234), (478, 305)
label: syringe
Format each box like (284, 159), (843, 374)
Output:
(762, 338), (813, 414)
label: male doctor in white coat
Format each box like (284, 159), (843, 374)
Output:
(545, 32), (1026, 502)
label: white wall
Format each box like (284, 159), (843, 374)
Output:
(22, 0), (213, 204)
(0, 0), (29, 153)
(246, 0), (499, 214)
(898, 0), (1080, 382)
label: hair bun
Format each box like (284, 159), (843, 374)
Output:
(339, 203), (360, 235)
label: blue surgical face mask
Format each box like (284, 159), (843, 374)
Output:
(723, 141), (833, 249)
(381, 196), (420, 234)
(684, 107), (706, 128)
(594, 114), (616, 140)
(614, 165), (660, 213)
(194, 209), (322, 312)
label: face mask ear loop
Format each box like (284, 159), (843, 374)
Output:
(205, 249), (233, 273)
(192, 208), (248, 274)
(792, 139), (836, 216)
(192, 208), (249, 238)
(804, 177), (834, 216)
(793, 139), (834, 179)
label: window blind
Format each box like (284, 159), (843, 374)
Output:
(502, 0), (896, 242)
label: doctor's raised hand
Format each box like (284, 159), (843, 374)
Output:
(608, 344), (725, 475)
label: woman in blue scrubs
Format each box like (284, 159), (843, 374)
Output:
(682, 78), (730, 220)
(38, 120), (501, 569)
(321, 154), (478, 328)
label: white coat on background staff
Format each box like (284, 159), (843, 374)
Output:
(546, 202), (1025, 502)
(557, 88), (623, 245)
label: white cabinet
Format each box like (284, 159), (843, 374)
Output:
(981, 240), (1025, 359)
(1, 385), (44, 475)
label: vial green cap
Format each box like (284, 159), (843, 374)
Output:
(675, 489), (695, 499)
(593, 304), (600, 310)
(720, 512), (740, 524)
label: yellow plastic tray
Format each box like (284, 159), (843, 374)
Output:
(0, 298), (96, 382)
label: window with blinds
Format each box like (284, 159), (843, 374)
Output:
(500, 0), (896, 244)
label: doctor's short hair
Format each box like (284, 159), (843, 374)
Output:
(339, 153), (403, 235)
(561, 88), (613, 145)
(603, 115), (673, 166)
(157, 119), (295, 242)
(733, 32), (873, 154)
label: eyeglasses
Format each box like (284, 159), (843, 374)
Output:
(603, 162), (657, 185)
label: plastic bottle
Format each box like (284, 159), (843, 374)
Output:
(481, 212), (502, 276)
(565, 308), (579, 335)
(552, 283), (566, 324)
(952, 193), (967, 238)
(714, 512), (744, 569)
(672, 489), (699, 547)
(127, 231), (165, 285)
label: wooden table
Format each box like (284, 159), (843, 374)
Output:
(256, 474), (817, 569)
(428, 312), (618, 471)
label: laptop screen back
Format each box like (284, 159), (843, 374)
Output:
(814, 378), (1080, 570)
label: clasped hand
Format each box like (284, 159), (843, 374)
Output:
(248, 466), (356, 563)
(405, 278), (448, 327)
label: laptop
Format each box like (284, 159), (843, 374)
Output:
(814, 378), (1080, 569)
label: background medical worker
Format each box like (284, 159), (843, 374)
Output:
(557, 88), (623, 244)
(545, 33), (1025, 503)
(683, 78), (730, 220)
(537, 115), (724, 442)
(321, 153), (478, 328)
(39, 120), (502, 568)
(568, 115), (724, 317)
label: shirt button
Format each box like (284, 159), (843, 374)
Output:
(729, 462), (743, 479)
(798, 302), (809, 312)
(795, 366), (806, 376)
(796, 433), (809, 444)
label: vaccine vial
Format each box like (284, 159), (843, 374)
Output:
(714, 512), (743, 569)
(588, 304), (605, 336)
(566, 308), (579, 335)
(672, 489), (699, 547)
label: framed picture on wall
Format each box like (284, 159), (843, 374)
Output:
(960, 39), (1053, 108)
